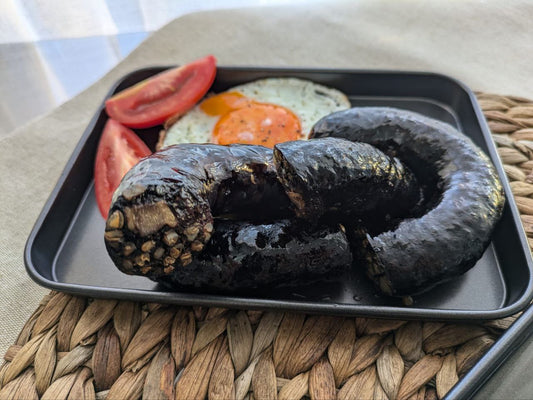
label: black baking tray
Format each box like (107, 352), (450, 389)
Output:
(24, 66), (533, 322)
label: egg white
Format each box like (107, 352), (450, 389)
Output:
(161, 77), (351, 148)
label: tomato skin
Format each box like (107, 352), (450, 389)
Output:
(105, 55), (217, 128)
(94, 119), (151, 218)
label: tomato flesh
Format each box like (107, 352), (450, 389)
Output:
(94, 119), (151, 218)
(105, 55), (217, 128)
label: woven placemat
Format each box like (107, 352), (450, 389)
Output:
(1, 93), (532, 400)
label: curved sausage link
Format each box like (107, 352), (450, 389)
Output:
(273, 137), (421, 220)
(310, 107), (505, 296)
(154, 219), (352, 291)
(104, 144), (291, 276)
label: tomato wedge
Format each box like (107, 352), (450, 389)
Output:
(94, 119), (151, 218)
(105, 55), (217, 128)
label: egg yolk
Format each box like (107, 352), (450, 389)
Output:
(200, 92), (302, 147)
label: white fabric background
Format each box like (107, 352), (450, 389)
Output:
(0, 0), (318, 135)
(1, 0), (317, 43)
(1, 1), (532, 396)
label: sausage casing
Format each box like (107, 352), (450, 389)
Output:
(273, 137), (421, 221)
(310, 107), (505, 296)
(155, 219), (352, 291)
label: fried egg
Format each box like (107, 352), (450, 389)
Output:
(160, 77), (351, 148)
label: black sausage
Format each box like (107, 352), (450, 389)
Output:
(104, 143), (292, 275)
(273, 137), (421, 220)
(310, 107), (505, 296)
(154, 219), (352, 291)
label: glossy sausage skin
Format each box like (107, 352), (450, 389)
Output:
(104, 144), (292, 276)
(104, 138), (417, 290)
(273, 137), (421, 220)
(155, 219), (352, 291)
(310, 107), (505, 296)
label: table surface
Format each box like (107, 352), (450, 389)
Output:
(2, 1), (533, 398)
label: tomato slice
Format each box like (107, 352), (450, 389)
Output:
(94, 119), (151, 218)
(105, 55), (217, 128)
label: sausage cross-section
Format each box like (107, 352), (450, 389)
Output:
(105, 144), (291, 277)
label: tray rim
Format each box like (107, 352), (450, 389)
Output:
(24, 65), (533, 322)
(446, 300), (533, 399)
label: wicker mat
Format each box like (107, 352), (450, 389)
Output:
(1, 93), (532, 400)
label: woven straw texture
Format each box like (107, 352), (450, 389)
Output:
(1, 94), (532, 400)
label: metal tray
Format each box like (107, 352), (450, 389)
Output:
(24, 66), (533, 321)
